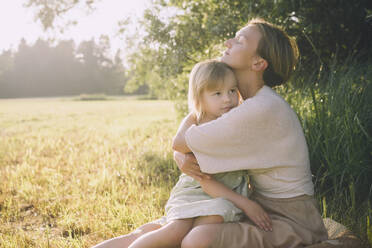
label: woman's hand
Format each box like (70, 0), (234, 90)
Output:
(173, 151), (210, 181)
(239, 197), (272, 232)
(172, 113), (197, 154)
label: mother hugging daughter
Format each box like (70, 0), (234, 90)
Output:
(93, 18), (328, 248)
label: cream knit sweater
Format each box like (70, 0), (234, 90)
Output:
(185, 85), (314, 198)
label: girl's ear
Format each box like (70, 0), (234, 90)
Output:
(252, 57), (268, 72)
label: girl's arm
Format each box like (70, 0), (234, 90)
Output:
(199, 178), (272, 232)
(172, 113), (197, 154)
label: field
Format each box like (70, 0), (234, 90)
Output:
(0, 97), (180, 247)
(0, 89), (371, 247)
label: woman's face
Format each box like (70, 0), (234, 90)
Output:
(221, 25), (262, 70)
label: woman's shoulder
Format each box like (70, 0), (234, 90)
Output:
(256, 86), (289, 106)
(239, 86), (290, 116)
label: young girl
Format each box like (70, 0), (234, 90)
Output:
(126, 60), (257, 248)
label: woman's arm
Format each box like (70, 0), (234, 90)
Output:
(173, 151), (210, 181)
(172, 113), (197, 154)
(198, 178), (272, 232)
(173, 112), (269, 230)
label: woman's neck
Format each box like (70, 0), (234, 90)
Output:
(234, 69), (265, 100)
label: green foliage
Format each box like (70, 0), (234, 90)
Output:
(25, 0), (101, 30)
(124, 48), (158, 97)
(124, 1), (232, 101)
(368, 214), (372, 246)
(123, 0), (372, 100)
(74, 94), (109, 101)
(275, 58), (372, 245)
(288, 60), (372, 204)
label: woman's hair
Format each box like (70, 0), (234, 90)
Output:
(188, 60), (235, 122)
(248, 18), (299, 87)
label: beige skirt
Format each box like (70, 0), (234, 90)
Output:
(210, 192), (328, 248)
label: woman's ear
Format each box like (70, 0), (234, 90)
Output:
(252, 57), (268, 72)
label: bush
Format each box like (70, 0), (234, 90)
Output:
(74, 94), (110, 101)
(277, 57), (372, 246)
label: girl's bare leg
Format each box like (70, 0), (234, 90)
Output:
(181, 215), (224, 248)
(192, 215), (223, 227)
(181, 224), (223, 248)
(92, 223), (162, 248)
(128, 219), (194, 248)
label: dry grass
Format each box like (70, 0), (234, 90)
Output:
(0, 97), (179, 247)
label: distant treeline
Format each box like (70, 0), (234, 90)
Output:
(0, 37), (132, 98)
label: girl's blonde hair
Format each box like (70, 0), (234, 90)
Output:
(248, 18), (299, 87)
(188, 60), (235, 123)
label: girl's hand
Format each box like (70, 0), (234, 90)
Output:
(240, 198), (272, 232)
(173, 151), (211, 181)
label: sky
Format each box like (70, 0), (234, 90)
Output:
(0, 0), (151, 57)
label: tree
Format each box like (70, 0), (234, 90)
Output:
(106, 50), (127, 95)
(120, 0), (372, 102)
(25, 0), (100, 30)
(26, 0), (372, 99)
(51, 40), (81, 95)
(0, 50), (14, 97)
(0, 38), (127, 98)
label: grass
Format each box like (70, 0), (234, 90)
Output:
(0, 98), (180, 247)
(276, 59), (372, 247)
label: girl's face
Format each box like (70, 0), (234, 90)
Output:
(221, 25), (262, 70)
(201, 71), (239, 121)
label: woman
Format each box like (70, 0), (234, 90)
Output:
(93, 18), (328, 248)
(173, 18), (328, 248)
